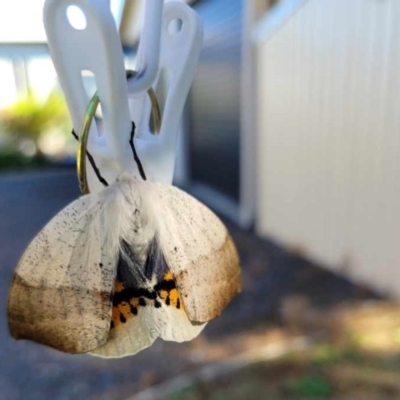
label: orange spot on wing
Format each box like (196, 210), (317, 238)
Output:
(110, 280), (140, 329)
(167, 288), (182, 309)
(157, 272), (183, 310)
(164, 271), (174, 281)
(114, 280), (125, 292)
(118, 301), (131, 316)
(130, 298), (139, 308)
(169, 288), (180, 304)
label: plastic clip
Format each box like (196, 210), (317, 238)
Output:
(43, 0), (203, 192)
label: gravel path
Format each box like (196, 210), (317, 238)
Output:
(0, 170), (378, 400)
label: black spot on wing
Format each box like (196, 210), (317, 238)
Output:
(130, 304), (138, 315)
(139, 298), (146, 307)
(154, 300), (162, 308)
(154, 279), (176, 292)
(113, 287), (156, 307)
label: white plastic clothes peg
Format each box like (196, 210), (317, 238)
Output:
(43, 0), (203, 193)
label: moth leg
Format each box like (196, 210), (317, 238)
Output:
(71, 129), (109, 187)
(128, 122), (147, 181)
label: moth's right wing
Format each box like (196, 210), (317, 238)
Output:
(150, 184), (241, 324)
(7, 194), (117, 354)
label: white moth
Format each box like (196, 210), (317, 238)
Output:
(7, 172), (241, 358)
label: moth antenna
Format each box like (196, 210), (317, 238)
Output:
(71, 130), (109, 187)
(129, 122), (147, 181)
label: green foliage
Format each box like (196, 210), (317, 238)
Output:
(312, 345), (346, 366)
(0, 150), (50, 171)
(168, 386), (196, 400)
(0, 90), (69, 146)
(286, 374), (333, 398)
(311, 343), (366, 367)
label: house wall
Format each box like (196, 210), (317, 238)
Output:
(254, 0), (400, 297)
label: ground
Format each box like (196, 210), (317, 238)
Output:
(163, 301), (400, 400)
(166, 343), (400, 400)
(0, 170), (394, 400)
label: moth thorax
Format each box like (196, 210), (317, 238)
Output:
(120, 211), (157, 265)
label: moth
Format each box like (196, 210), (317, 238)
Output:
(7, 126), (241, 358)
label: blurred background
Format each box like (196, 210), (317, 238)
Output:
(1, 0), (400, 399)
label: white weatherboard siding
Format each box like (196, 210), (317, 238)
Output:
(255, 0), (400, 297)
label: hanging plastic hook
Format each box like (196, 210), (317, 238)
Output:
(132, 1), (203, 184)
(44, 0), (203, 193)
(43, 0), (163, 179)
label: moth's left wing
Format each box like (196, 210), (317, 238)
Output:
(7, 194), (117, 354)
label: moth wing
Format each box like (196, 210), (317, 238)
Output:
(91, 306), (153, 358)
(151, 184), (241, 324)
(92, 305), (204, 358)
(7, 194), (117, 354)
(92, 243), (205, 358)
